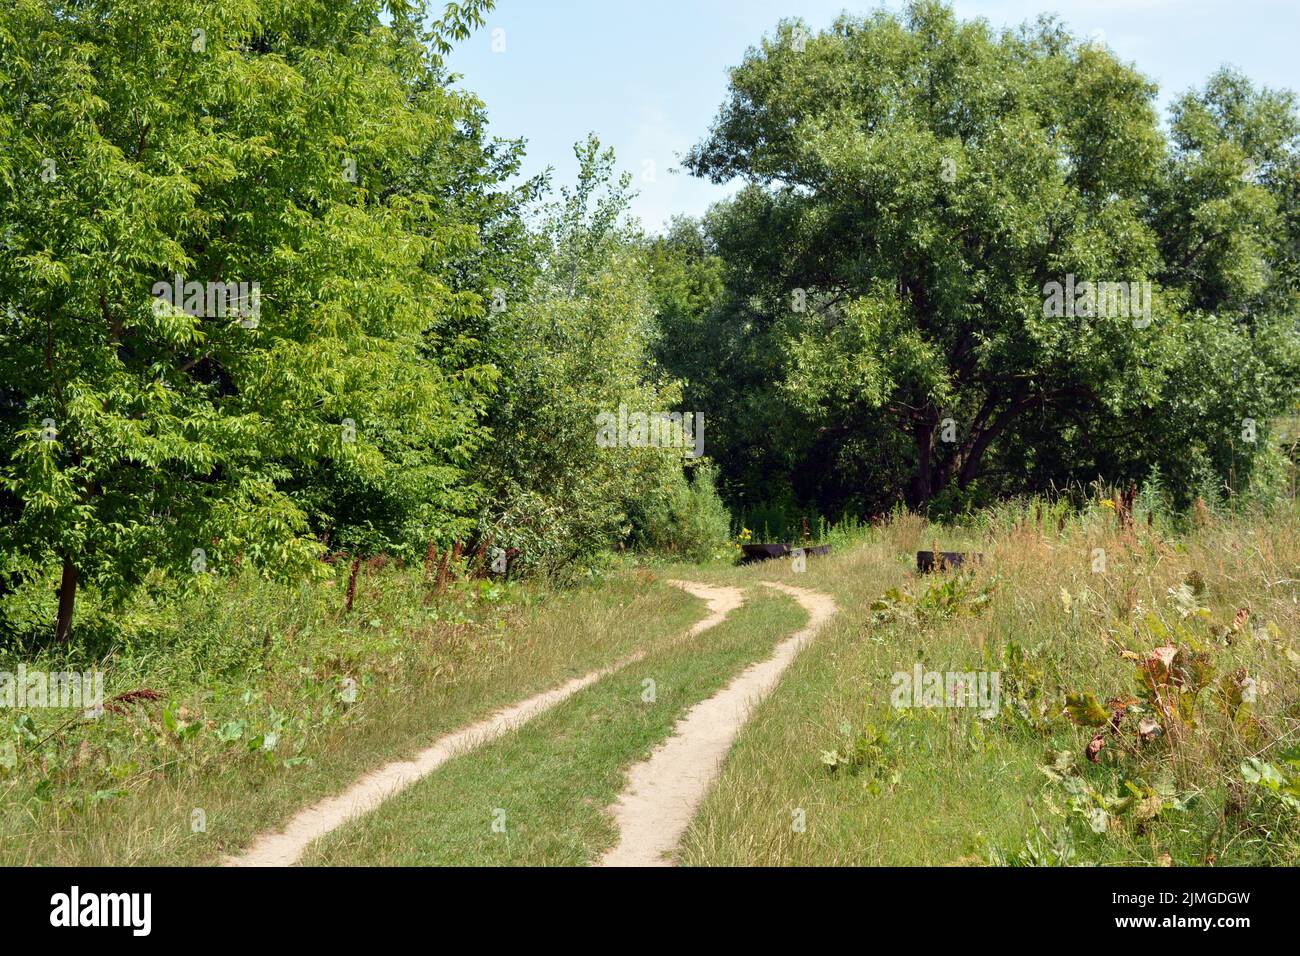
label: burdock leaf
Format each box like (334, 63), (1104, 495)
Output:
(1065, 692), (1111, 727)
(1086, 733), (1107, 762)
(1134, 794), (1163, 822)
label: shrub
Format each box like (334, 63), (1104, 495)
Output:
(631, 463), (733, 562)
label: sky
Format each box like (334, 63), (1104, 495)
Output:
(445, 1), (1300, 233)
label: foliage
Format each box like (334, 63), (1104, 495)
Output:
(820, 713), (902, 795)
(673, 0), (1300, 517)
(870, 574), (994, 627)
(477, 136), (723, 577)
(0, 0), (504, 639)
(629, 461), (733, 562)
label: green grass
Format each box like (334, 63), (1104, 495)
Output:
(677, 605), (1040, 865)
(7, 497), (1299, 868)
(676, 501), (1300, 866)
(301, 587), (805, 866)
(0, 566), (702, 865)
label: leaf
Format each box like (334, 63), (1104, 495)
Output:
(1048, 749), (1076, 773)
(13, 714), (38, 744)
(1278, 746), (1300, 772)
(1241, 758), (1284, 787)
(216, 720), (245, 743)
(1150, 645), (1177, 669)
(1065, 691), (1111, 727)
(1133, 794), (1163, 823)
(1172, 646), (1213, 693)
(1039, 749), (1076, 783)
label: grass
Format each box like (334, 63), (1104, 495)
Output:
(676, 499), (1300, 866)
(0, 564), (702, 865)
(5, 495), (1298, 867)
(301, 586), (805, 865)
(677, 568), (1038, 864)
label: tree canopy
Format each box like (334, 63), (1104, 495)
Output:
(678, 0), (1299, 517)
(0, 0), (506, 638)
(0, 0), (1296, 642)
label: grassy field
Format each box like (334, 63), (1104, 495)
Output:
(677, 502), (1300, 866)
(0, 565), (702, 865)
(4, 497), (1298, 867)
(301, 588), (805, 865)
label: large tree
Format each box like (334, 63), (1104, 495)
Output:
(0, 0), (503, 640)
(687, 1), (1299, 511)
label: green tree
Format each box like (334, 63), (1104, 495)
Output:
(479, 136), (709, 575)
(0, 0), (501, 640)
(646, 216), (725, 388)
(687, 1), (1299, 511)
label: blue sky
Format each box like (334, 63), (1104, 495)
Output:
(446, 1), (1300, 232)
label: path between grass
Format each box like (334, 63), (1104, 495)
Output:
(599, 581), (837, 867)
(226, 580), (743, 867)
(300, 584), (801, 865)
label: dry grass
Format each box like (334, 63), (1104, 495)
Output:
(7, 497), (1297, 867)
(677, 500), (1300, 866)
(0, 566), (702, 865)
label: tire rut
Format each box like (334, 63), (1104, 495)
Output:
(226, 580), (744, 867)
(598, 581), (836, 867)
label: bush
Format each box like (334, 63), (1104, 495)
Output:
(631, 463), (733, 562)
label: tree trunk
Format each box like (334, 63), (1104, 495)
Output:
(956, 389), (1032, 490)
(345, 556), (361, 613)
(434, 548), (451, 595)
(957, 427), (999, 489)
(55, 558), (78, 643)
(909, 416), (936, 509)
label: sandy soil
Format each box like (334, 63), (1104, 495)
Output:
(598, 581), (837, 867)
(226, 579), (743, 867)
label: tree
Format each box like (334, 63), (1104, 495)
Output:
(478, 136), (707, 575)
(0, 0), (501, 640)
(687, 1), (1299, 511)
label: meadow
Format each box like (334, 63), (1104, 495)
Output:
(4, 493), (1296, 866)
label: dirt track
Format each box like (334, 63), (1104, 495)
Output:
(598, 581), (837, 867)
(226, 580), (744, 867)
